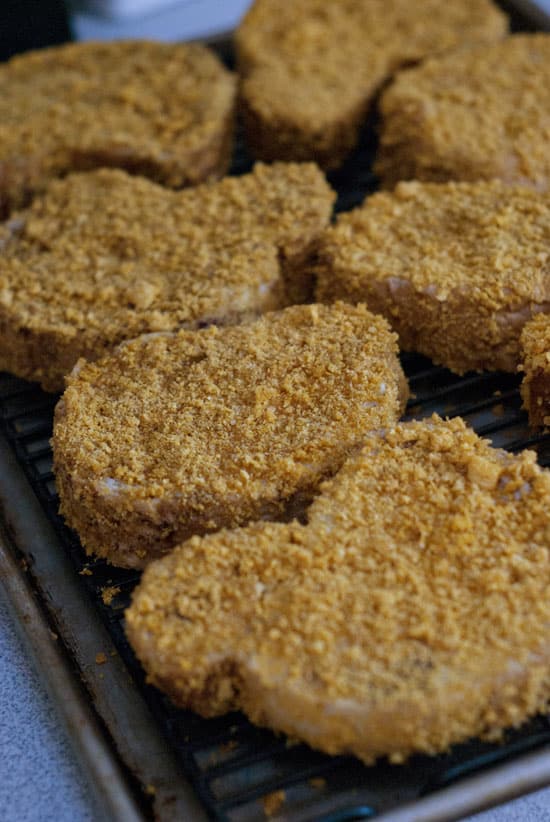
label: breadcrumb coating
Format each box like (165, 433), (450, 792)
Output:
(376, 34), (550, 189)
(53, 303), (407, 568)
(0, 40), (236, 216)
(315, 180), (550, 374)
(126, 416), (550, 764)
(236, 0), (507, 169)
(520, 313), (550, 428)
(0, 163), (334, 390)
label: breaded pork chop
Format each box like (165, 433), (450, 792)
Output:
(520, 313), (550, 428)
(53, 303), (407, 569)
(126, 416), (550, 764)
(315, 180), (550, 374)
(376, 34), (550, 189)
(0, 40), (236, 216)
(0, 163), (334, 391)
(236, 0), (507, 169)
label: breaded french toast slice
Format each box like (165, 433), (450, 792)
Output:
(315, 180), (550, 374)
(127, 416), (550, 764)
(376, 34), (550, 189)
(236, 0), (507, 169)
(520, 313), (550, 428)
(53, 303), (407, 568)
(0, 40), (236, 216)
(0, 163), (334, 390)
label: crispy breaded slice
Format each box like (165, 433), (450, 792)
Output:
(376, 34), (550, 189)
(0, 163), (334, 391)
(126, 415), (550, 764)
(520, 314), (550, 428)
(315, 180), (550, 374)
(236, 0), (507, 169)
(53, 303), (407, 569)
(0, 40), (236, 216)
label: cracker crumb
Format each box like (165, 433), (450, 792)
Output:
(316, 179), (550, 374)
(237, 0), (506, 169)
(101, 586), (121, 606)
(220, 740), (238, 754)
(126, 416), (550, 764)
(0, 40), (236, 214)
(53, 303), (406, 569)
(262, 790), (285, 817)
(520, 314), (550, 428)
(0, 163), (334, 390)
(376, 34), (550, 189)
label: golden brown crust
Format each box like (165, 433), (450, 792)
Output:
(315, 180), (550, 374)
(0, 163), (335, 390)
(0, 40), (236, 216)
(236, 0), (507, 169)
(53, 302), (407, 568)
(520, 314), (550, 428)
(376, 34), (550, 189)
(126, 416), (550, 763)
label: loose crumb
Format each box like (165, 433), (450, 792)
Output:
(220, 740), (238, 754)
(262, 790), (285, 817)
(101, 585), (121, 606)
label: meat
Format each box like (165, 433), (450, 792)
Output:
(53, 302), (407, 568)
(126, 415), (550, 763)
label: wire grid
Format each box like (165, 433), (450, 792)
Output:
(1, 13), (550, 816)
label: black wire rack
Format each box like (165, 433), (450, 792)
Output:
(1, 7), (550, 818)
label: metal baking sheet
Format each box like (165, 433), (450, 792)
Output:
(1, 3), (549, 820)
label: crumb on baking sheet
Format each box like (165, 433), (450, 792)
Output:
(262, 789), (285, 817)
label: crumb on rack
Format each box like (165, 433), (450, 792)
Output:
(101, 585), (121, 606)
